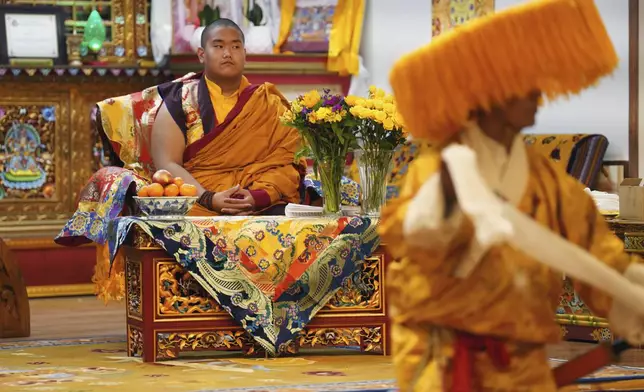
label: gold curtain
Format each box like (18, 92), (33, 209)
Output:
(274, 0), (365, 76)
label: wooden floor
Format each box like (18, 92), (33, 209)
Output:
(4, 296), (644, 367)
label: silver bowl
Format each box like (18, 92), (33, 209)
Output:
(132, 196), (198, 217)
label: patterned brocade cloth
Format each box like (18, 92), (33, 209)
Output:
(107, 215), (380, 355)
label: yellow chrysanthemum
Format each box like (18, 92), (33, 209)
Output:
(280, 110), (294, 122)
(316, 107), (332, 121)
(371, 99), (384, 110)
(383, 102), (395, 114)
(307, 111), (318, 123)
(374, 110), (387, 122)
(302, 90), (321, 109)
(345, 95), (359, 106)
(292, 99), (303, 113)
(382, 118), (395, 131)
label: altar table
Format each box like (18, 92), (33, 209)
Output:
(107, 215), (390, 362)
(556, 217), (642, 342)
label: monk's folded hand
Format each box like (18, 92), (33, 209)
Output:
(211, 185), (254, 215)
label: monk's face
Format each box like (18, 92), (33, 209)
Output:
(500, 90), (541, 130)
(200, 26), (246, 79)
(472, 90), (541, 148)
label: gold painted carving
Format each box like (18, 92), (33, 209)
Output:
(156, 330), (252, 360)
(324, 256), (382, 311)
(127, 325), (144, 357)
(126, 257), (142, 319)
(298, 326), (384, 353)
(157, 262), (224, 316)
(132, 226), (159, 249)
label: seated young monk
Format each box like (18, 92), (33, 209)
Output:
(54, 19), (303, 301)
(380, 0), (644, 391)
(153, 18), (301, 216)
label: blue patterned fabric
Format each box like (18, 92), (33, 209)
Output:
(303, 174), (361, 206)
(107, 216), (380, 355)
(55, 167), (145, 246)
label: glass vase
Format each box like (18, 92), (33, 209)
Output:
(316, 156), (344, 216)
(355, 149), (395, 217)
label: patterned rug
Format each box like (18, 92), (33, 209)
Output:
(1, 337), (644, 391)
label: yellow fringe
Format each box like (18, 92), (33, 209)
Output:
(93, 243), (125, 304)
(390, 0), (618, 143)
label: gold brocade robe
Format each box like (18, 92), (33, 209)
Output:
(379, 145), (639, 391)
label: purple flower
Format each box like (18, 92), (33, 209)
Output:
(0, 108), (5, 119)
(324, 95), (341, 107)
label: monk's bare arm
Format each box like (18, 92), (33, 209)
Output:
(151, 102), (206, 196)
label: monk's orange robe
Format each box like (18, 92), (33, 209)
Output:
(159, 74), (302, 215)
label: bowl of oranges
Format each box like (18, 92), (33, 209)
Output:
(133, 170), (199, 217)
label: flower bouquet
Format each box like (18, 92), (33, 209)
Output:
(281, 89), (358, 215)
(346, 86), (406, 216)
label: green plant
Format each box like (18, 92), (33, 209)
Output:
(246, 1), (264, 26)
(199, 5), (221, 26)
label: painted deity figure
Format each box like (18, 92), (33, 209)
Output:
(1, 123), (46, 190)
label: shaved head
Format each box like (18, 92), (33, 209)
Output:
(201, 18), (245, 48)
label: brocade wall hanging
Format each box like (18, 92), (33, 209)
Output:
(432, 0), (495, 37)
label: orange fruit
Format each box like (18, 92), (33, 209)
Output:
(180, 183), (198, 196)
(173, 177), (185, 188)
(137, 185), (149, 197)
(147, 183), (164, 197)
(152, 169), (173, 185)
(164, 183), (180, 197)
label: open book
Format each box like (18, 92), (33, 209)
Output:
(285, 203), (361, 217)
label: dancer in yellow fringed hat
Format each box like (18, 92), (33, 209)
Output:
(380, 0), (644, 391)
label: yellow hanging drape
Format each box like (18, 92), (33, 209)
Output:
(274, 0), (365, 76)
(274, 0), (296, 54)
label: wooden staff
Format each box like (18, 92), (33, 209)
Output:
(553, 339), (632, 387)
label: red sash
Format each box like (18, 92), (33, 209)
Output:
(450, 332), (510, 392)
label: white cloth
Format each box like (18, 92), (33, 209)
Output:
(348, 56), (371, 97)
(584, 188), (619, 213)
(609, 263), (644, 345)
(403, 124), (528, 277)
(151, 0), (173, 64)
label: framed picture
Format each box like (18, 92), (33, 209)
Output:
(282, 0), (336, 53)
(0, 5), (68, 66)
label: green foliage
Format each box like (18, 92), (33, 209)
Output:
(199, 5), (221, 26)
(246, 2), (264, 26)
